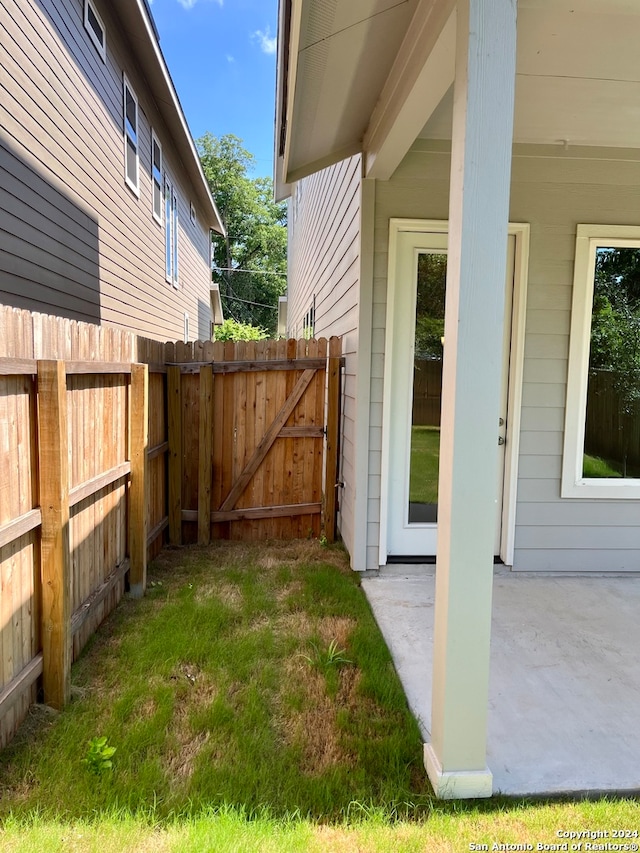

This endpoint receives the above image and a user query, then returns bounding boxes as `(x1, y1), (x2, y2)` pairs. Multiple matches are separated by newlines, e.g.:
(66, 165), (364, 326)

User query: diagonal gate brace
(219, 368), (317, 513)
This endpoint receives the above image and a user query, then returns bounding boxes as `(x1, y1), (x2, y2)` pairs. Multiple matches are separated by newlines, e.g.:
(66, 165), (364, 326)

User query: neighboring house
(0, 0), (224, 341)
(276, 0), (640, 797)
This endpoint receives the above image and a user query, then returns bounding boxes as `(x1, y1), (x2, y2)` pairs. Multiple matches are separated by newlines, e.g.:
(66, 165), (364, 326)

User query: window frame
(123, 75), (139, 197)
(302, 297), (315, 340)
(561, 224), (640, 499)
(151, 131), (163, 225)
(84, 0), (106, 61)
(164, 175), (179, 287)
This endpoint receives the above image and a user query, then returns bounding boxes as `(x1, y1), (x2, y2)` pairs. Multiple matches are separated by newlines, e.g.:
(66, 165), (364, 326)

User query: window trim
(123, 75), (139, 197)
(84, 0), (106, 62)
(164, 175), (179, 287)
(561, 224), (640, 499)
(151, 131), (163, 225)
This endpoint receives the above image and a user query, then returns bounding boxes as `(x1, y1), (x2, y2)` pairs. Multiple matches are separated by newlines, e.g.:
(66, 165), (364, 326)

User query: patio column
(425, 0), (517, 798)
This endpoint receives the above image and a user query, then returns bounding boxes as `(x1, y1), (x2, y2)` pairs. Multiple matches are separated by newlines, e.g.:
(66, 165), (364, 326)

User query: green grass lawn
(409, 425), (440, 506)
(583, 453), (623, 478)
(0, 541), (638, 851)
(0, 542), (427, 823)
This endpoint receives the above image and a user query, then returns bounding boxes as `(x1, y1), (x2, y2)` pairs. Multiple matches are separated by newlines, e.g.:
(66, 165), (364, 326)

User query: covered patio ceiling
(276, 0), (640, 193)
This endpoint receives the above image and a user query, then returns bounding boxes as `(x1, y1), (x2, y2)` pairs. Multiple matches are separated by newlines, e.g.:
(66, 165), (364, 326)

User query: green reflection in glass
(408, 252), (446, 523)
(583, 247), (640, 478)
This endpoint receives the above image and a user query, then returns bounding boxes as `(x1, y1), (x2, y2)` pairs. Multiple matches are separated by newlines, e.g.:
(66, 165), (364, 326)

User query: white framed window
(562, 224), (640, 498)
(84, 0), (106, 61)
(123, 76), (139, 196)
(151, 132), (163, 224)
(302, 297), (315, 339)
(164, 176), (179, 287)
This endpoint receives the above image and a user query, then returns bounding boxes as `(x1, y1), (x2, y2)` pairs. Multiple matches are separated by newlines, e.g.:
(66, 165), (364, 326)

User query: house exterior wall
(286, 154), (362, 555)
(371, 138), (640, 572)
(0, 0), (212, 341)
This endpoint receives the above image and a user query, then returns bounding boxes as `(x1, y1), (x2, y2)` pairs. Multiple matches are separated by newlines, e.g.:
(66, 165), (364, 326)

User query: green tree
(590, 248), (640, 412)
(214, 318), (268, 342)
(197, 133), (287, 336)
(414, 253), (446, 358)
(587, 248), (640, 475)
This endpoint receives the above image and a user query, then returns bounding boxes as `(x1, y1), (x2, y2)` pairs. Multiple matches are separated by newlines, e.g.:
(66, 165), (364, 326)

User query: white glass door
(383, 230), (514, 559)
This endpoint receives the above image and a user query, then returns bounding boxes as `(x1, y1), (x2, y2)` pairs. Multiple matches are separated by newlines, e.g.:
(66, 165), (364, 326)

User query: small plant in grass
(302, 638), (352, 671)
(319, 534), (328, 547)
(81, 736), (116, 775)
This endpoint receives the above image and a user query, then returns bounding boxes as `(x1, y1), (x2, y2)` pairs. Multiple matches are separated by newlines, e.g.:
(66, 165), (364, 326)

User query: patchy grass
(0, 541), (428, 821)
(1, 540), (638, 851)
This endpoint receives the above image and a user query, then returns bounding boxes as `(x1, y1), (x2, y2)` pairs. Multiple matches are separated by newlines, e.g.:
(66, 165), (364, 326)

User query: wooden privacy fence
(585, 368), (640, 475)
(0, 307), (343, 750)
(165, 336), (341, 544)
(0, 306), (169, 749)
(412, 358), (443, 427)
(0, 356), (170, 746)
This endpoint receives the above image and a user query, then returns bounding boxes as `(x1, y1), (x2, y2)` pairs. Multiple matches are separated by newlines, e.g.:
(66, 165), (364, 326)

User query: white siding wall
(0, 0), (212, 341)
(371, 138), (640, 572)
(287, 155), (362, 555)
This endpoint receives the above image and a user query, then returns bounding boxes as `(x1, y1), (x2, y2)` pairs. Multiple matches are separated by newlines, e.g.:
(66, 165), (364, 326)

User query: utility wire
(223, 294), (279, 311)
(215, 267), (287, 277)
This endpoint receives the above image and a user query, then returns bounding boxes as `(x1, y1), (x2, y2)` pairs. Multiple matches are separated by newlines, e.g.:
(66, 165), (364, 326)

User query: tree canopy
(214, 318), (268, 342)
(589, 247), (640, 415)
(198, 133), (287, 337)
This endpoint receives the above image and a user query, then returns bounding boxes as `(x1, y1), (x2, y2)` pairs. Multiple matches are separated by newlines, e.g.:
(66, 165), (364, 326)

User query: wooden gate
(166, 336), (341, 543)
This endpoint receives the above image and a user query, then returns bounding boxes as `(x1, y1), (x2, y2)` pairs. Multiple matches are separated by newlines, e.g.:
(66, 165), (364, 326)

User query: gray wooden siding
(0, 0), (212, 341)
(287, 155), (362, 555)
(371, 138), (640, 572)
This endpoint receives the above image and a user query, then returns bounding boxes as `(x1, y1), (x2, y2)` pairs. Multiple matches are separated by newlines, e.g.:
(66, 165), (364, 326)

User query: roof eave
(112, 0), (225, 235)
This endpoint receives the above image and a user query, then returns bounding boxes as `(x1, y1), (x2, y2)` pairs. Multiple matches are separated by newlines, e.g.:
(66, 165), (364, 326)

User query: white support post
(425, 0), (517, 799)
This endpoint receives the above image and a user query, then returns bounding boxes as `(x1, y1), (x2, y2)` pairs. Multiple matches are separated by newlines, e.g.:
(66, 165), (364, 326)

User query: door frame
(379, 218), (530, 566)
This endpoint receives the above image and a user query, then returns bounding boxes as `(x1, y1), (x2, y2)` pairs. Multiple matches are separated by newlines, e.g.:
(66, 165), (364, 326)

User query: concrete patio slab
(362, 567), (640, 797)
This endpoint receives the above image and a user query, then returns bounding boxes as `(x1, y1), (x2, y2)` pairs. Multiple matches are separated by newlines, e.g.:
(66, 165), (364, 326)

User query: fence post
(37, 360), (71, 710)
(167, 365), (182, 545)
(324, 337), (342, 542)
(198, 365), (213, 545)
(129, 363), (148, 597)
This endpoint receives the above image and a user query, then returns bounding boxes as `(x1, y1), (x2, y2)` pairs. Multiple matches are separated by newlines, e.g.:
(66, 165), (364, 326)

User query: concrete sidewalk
(362, 567), (640, 797)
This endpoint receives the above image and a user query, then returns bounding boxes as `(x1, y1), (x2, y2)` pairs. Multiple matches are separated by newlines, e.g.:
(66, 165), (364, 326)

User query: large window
(164, 176), (179, 286)
(123, 76), (139, 195)
(562, 225), (640, 498)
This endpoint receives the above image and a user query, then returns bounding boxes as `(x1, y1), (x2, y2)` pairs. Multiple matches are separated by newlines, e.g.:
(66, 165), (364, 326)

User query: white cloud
(176, 0), (223, 8)
(226, 54), (235, 63)
(252, 26), (277, 55)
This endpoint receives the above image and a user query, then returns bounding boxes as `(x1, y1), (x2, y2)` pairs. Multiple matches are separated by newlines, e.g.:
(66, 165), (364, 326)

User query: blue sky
(149, 0), (279, 178)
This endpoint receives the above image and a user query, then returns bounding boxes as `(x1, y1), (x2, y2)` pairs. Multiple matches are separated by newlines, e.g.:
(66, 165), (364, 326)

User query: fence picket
(0, 305), (342, 749)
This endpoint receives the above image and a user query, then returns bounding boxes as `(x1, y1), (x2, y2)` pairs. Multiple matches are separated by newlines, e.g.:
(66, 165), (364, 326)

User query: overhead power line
(224, 294), (279, 310)
(215, 267), (287, 277)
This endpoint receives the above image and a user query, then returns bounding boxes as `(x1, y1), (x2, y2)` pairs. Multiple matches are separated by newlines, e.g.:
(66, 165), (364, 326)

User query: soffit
(286, 0), (419, 178)
(420, 5), (640, 149)
(282, 0), (640, 187)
